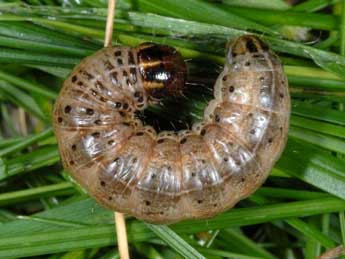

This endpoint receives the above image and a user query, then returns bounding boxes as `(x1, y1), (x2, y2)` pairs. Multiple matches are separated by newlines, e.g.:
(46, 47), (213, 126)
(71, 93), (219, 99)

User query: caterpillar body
(53, 35), (290, 224)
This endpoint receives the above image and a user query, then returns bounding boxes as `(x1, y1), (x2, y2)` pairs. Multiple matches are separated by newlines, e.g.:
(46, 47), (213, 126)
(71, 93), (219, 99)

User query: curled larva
(53, 36), (290, 224)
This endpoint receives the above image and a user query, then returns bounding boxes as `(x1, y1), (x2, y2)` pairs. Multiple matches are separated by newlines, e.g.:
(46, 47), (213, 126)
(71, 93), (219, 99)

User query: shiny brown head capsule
(136, 43), (187, 99)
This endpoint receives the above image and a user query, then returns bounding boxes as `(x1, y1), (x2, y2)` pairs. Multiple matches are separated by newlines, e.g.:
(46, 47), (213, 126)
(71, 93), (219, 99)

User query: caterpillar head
(137, 43), (187, 100)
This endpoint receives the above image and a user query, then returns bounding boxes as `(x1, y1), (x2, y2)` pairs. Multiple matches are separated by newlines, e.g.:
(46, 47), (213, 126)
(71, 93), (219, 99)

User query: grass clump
(0, 0), (345, 258)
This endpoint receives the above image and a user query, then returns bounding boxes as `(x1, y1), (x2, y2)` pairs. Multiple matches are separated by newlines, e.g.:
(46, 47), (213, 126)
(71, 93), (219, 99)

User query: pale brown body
(53, 36), (290, 224)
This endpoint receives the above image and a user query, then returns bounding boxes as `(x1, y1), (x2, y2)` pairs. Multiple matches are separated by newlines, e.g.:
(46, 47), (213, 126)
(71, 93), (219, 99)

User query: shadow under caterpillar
(53, 35), (290, 224)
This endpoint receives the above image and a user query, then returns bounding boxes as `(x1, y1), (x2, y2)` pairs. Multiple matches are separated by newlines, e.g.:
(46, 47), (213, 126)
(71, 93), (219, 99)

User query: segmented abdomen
(53, 36), (290, 224)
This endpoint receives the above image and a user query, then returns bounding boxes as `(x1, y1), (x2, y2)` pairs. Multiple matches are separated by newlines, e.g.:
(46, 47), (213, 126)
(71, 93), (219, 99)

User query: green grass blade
(292, 101), (345, 126)
(220, 6), (337, 30)
(0, 128), (53, 157)
(0, 80), (47, 121)
(0, 182), (74, 206)
(1, 145), (60, 181)
(289, 126), (345, 154)
(137, 0), (278, 35)
(1, 197), (345, 257)
(277, 139), (345, 199)
(290, 116), (345, 139)
(0, 21), (99, 49)
(0, 69), (57, 99)
(221, 0), (289, 10)
(0, 35), (93, 56)
(219, 229), (278, 259)
(145, 223), (207, 259)
(0, 48), (79, 67)
(292, 0), (342, 12)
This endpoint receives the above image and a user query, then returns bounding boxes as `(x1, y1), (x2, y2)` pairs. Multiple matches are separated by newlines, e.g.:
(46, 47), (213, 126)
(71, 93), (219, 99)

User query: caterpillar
(53, 35), (290, 224)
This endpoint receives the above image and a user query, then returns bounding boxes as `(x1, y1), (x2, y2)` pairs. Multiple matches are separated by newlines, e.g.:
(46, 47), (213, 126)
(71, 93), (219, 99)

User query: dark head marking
(226, 35), (270, 63)
(136, 43), (187, 100)
(246, 39), (258, 53)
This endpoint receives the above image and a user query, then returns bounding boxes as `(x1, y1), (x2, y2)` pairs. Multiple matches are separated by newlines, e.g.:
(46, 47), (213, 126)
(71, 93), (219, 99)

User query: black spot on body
(134, 91), (141, 98)
(95, 80), (105, 91)
(115, 50), (122, 57)
(119, 111), (126, 117)
(64, 105), (71, 114)
(114, 157), (120, 163)
(123, 103), (129, 110)
(129, 68), (137, 83)
(110, 72), (118, 84)
(58, 117), (63, 123)
(81, 70), (94, 80)
(180, 138), (187, 144)
(246, 39), (258, 53)
(128, 51), (135, 65)
(92, 132), (100, 138)
(100, 181), (106, 187)
(104, 60), (114, 70)
(71, 76), (77, 83)
(86, 108), (94, 115)
(253, 54), (265, 59)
